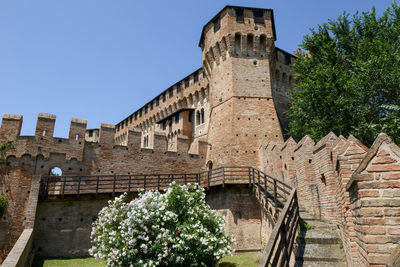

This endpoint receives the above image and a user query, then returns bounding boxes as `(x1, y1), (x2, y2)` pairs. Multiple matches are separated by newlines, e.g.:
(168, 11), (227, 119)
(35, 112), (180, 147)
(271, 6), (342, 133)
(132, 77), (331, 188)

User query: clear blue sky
(0, 0), (393, 137)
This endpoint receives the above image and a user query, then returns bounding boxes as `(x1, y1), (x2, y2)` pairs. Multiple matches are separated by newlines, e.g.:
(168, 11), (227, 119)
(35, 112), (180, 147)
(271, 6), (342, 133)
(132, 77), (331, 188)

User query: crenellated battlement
(0, 113), (207, 177)
(259, 132), (400, 266)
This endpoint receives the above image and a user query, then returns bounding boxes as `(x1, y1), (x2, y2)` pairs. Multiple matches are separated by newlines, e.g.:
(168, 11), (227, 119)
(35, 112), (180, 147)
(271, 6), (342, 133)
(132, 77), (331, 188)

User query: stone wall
(259, 132), (400, 266)
(34, 184), (265, 258)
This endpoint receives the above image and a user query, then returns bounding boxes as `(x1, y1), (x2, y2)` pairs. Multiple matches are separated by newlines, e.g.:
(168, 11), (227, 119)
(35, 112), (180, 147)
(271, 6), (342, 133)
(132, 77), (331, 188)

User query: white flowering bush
(89, 182), (233, 267)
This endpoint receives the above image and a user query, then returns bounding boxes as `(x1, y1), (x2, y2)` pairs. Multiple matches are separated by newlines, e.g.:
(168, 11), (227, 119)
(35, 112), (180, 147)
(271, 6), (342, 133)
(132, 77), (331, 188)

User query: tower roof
(198, 5), (277, 47)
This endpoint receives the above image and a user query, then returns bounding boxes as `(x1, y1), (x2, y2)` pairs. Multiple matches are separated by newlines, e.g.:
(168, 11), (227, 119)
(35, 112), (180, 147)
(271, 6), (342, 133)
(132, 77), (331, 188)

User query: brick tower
(201, 6), (289, 167)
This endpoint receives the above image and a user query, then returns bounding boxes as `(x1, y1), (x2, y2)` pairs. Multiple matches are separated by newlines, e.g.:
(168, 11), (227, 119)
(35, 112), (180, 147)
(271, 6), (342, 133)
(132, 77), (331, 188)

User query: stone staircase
(294, 210), (347, 267)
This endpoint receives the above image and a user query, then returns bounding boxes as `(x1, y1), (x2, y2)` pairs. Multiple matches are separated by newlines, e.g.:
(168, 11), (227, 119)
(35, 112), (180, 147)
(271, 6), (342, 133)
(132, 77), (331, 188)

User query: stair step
(300, 212), (318, 221)
(295, 243), (346, 263)
(297, 229), (341, 244)
(295, 260), (347, 267)
(304, 220), (338, 229)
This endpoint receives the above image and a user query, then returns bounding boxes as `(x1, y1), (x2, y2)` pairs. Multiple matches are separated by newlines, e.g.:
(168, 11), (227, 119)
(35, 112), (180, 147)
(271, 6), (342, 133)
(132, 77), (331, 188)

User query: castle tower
(200, 6), (291, 167)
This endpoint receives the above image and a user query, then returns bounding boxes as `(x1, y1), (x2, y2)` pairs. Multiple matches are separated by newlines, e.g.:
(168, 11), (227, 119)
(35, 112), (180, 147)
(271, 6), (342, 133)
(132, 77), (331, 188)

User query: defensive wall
(259, 132), (400, 266)
(33, 184), (266, 258)
(0, 113), (207, 261)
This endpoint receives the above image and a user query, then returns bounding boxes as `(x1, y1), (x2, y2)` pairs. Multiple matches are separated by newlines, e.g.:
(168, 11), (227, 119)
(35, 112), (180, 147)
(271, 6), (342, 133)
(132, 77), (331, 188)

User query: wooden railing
(39, 166), (299, 266)
(258, 188), (299, 267)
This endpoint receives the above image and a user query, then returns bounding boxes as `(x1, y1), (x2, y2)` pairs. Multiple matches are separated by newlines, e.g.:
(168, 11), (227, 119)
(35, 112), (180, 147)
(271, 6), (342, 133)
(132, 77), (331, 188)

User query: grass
(218, 252), (261, 267)
(32, 253), (261, 267)
(298, 219), (314, 234)
(32, 257), (105, 267)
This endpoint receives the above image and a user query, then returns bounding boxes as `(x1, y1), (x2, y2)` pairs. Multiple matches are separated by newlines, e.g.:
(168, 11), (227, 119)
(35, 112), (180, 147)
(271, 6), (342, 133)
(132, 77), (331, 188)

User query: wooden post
(61, 176), (67, 200)
(274, 180), (278, 208)
(128, 175), (131, 194)
(77, 176), (81, 199)
(248, 167), (251, 186)
(95, 176), (99, 198)
(207, 170), (210, 189)
(264, 174), (268, 206)
(222, 167), (225, 187)
(112, 174), (116, 197)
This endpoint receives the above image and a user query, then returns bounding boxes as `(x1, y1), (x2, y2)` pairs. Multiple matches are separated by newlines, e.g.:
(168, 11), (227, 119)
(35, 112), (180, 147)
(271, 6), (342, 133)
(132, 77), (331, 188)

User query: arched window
(247, 34), (254, 56)
(206, 161), (213, 170)
(196, 111), (200, 126)
(201, 109), (205, 124)
(234, 33), (241, 56)
(50, 167), (62, 176)
(259, 35), (266, 57)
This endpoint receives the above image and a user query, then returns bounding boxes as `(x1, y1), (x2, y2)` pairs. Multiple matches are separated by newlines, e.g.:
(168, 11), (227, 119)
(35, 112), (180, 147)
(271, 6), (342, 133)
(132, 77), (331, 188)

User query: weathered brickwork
(114, 6), (295, 169)
(259, 133), (400, 266)
(2, 5), (399, 266)
(0, 113), (207, 260)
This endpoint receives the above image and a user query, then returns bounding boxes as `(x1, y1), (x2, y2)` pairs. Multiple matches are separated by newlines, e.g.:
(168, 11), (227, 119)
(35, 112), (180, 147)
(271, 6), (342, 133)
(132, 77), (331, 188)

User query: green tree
(0, 141), (13, 163)
(288, 2), (400, 146)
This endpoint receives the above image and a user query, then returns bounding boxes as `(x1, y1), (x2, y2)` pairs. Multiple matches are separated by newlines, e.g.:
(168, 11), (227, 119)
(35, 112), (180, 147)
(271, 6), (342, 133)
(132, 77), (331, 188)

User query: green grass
(218, 252), (261, 267)
(32, 253), (261, 267)
(298, 219), (314, 234)
(32, 257), (105, 267)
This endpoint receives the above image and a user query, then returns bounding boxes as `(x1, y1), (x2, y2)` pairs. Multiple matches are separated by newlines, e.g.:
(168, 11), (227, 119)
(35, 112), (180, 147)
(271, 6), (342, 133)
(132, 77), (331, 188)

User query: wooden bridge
(39, 166), (299, 267)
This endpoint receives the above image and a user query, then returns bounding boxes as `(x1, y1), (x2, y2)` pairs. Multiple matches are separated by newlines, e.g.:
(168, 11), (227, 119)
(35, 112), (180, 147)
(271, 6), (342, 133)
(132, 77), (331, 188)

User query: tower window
(155, 97), (159, 106)
(285, 54), (292, 65)
(175, 113), (179, 123)
(150, 101), (154, 110)
(259, 35), (266, 56)
(247, 35), (254, 56)
(253, 11), (264, 24)
(168, 87), (173, 97)
(134, 113), (137, 120)
(162, 92), (166, 102)
(139, 109), (142, 117)
(193, 72), (199, 83)
(162, 121), (167, 130)
(213, 16), (221, 32)
(234, 33), (241, 56)
(129, 115), (132, 123)
(185, 78), (189, 88)
(144, 105), (148, 114)
(196, 111), (200, 126)
(235, 8), (244, 23)
(88, 130), (93, 137)
(176, 83), (181, 93)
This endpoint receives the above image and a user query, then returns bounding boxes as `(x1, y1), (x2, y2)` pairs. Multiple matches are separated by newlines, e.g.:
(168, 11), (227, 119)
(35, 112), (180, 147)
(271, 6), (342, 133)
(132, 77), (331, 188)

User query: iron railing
(39, 166), (299, 266)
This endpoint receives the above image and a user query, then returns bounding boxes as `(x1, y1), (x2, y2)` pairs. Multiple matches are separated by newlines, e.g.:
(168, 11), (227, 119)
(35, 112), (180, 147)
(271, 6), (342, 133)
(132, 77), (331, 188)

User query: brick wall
(259, 132), (400, 266)
(0, 113), (207, 260)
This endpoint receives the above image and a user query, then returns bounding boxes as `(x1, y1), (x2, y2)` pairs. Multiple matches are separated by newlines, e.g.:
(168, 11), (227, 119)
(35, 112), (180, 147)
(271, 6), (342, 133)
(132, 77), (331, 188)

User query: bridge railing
(250, 168), (299, 267)
(39, 166), (299, 266)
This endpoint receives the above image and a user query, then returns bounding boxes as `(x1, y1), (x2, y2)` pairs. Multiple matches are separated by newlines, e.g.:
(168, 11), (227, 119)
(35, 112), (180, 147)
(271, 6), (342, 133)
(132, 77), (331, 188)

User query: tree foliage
(0, 194), (7, 218)
(0, 141), (13, 163)
(288, 2), (400, 146)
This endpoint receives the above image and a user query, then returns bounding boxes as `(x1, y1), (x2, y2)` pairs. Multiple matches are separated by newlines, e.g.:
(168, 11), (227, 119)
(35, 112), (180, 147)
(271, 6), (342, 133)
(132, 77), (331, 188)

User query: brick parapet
(259, 132), (400, 266)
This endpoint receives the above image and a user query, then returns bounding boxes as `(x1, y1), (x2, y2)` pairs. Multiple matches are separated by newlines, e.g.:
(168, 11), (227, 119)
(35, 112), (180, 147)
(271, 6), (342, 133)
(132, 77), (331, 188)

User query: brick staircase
(295, 210), (347, 267)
